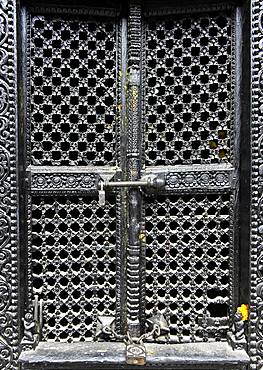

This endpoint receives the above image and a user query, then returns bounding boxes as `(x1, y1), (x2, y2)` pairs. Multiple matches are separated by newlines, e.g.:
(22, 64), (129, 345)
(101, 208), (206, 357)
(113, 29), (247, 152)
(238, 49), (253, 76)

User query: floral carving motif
(0, 342), (12, 369)
(0, 149), (9, 183)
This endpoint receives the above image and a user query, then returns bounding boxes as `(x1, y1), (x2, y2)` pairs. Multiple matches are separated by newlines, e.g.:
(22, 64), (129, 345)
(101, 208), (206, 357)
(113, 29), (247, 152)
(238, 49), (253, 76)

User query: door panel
(141, 4), (237, 344)
(24, 3), (126, 344)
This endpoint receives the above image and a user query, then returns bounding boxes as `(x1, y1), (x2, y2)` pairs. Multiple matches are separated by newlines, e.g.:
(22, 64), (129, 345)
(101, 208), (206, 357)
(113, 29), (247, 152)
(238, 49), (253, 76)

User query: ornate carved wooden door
(22, 1), (126, 343)
(19, 0), (250, 368)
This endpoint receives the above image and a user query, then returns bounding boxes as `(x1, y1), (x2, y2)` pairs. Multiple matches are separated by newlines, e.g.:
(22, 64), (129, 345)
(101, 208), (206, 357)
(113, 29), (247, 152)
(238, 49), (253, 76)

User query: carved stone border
(0, 0), (19, 369)
(250, 1), (263, 369)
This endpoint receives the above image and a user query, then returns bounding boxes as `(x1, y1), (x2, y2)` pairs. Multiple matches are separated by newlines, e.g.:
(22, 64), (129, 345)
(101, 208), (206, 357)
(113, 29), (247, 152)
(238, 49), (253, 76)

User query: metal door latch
(98, 181), (106, 206)
(104, 174), (165, 189)
(97, 174), (165, 205)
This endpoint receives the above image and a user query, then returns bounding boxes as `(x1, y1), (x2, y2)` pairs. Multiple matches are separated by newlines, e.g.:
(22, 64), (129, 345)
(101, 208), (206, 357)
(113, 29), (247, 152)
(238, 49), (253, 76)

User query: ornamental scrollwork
(0, 84), (8, 115)
(0, 0), (7, 11)
(0, 213), (10, 245)
(251, 1), (263, 369)
(0, 0), (19, 369)
(0, 149), (9, 184)
(0, 340), (12, 369)
(257, 307), (263, 342)
(0, 11), (8, 47)
(0, 117), (9, 144)
(0, 276), (10, 313)
(258, 133), (263, 159)
(0, 50), (7, 78)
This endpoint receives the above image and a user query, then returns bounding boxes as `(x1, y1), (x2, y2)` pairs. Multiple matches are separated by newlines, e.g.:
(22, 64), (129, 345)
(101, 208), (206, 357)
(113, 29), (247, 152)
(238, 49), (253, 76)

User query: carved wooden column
(126, 1), (143, 337)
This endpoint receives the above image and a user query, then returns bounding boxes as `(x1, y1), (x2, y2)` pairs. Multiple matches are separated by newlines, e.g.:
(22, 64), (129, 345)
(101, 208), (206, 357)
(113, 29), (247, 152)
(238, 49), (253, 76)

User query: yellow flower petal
(237, 304), (249, 321)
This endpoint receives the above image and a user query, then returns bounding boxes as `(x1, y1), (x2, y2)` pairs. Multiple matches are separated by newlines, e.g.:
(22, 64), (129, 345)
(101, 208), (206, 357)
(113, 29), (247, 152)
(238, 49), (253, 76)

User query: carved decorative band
(30, 173), (97, 194)
(144, 3), (236, 17)
(0, 0), (19, 367)
(144, 165), (234, 193)
(28, 167), (116, 195)
(28, 6), (118, 17)
(166, 170), (233, 192)
(250, 0), (263, 368)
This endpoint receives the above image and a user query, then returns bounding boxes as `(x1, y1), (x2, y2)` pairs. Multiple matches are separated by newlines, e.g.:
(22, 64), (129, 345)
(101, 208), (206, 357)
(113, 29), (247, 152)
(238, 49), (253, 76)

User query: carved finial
(21, 311), (37, 351)
(233, 311), (245, 341)
(21, 302), (42, 351)
(22, 312), (35, 342)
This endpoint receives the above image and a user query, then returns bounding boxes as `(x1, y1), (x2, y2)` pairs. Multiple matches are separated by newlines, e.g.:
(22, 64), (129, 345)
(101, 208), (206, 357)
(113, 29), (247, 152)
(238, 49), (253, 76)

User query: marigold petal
(237, 304), (249, 321)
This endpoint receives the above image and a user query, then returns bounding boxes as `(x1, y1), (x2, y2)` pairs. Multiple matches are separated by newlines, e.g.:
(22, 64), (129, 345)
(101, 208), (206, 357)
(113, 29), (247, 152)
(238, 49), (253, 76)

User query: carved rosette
(250, 1), (263, 369)
(166, 170), (233, 192)
(30, 173), (97, 194)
